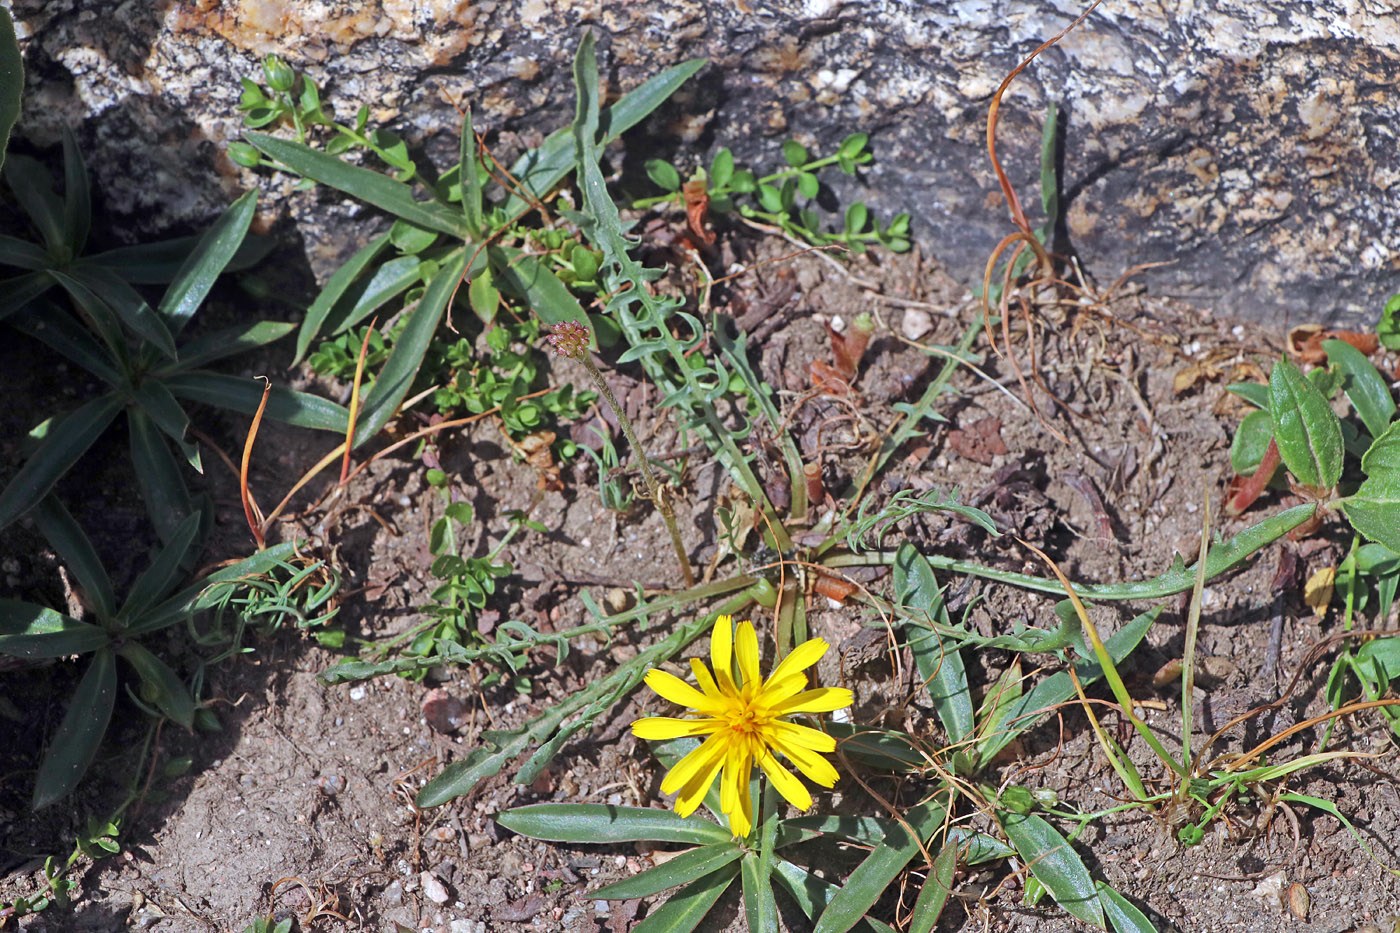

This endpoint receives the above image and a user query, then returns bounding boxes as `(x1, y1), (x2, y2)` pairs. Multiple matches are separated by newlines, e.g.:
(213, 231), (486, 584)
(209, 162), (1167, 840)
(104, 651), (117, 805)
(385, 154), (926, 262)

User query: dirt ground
(4, 219), (1400, 933)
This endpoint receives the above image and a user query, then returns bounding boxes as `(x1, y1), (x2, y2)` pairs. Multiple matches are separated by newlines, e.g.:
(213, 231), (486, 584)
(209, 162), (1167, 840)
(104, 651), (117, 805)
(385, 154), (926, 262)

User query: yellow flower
(632, 614), (854, 838)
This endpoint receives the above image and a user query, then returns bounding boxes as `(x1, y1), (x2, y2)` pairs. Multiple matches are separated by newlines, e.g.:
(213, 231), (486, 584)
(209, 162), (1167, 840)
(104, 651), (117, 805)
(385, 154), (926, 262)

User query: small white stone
(349, 685), (367, 701)
(421, 871), (451, 904)
(901, 308), (933, 341)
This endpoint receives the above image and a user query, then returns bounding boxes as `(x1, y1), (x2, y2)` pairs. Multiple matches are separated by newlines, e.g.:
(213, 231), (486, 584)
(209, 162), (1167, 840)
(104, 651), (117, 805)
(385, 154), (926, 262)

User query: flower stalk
(549, 320), (695, 587)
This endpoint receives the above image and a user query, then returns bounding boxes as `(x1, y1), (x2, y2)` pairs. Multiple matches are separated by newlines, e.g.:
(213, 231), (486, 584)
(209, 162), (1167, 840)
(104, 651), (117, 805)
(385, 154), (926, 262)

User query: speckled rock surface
(11, 0), (1400, 327)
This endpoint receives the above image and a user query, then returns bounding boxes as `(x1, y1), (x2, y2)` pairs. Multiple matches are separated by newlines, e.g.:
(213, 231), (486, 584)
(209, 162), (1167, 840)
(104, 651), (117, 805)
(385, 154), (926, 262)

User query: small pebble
(421, 871), (451, 905)
(901, 308), (933, 341)
(349, 685), (367, 701)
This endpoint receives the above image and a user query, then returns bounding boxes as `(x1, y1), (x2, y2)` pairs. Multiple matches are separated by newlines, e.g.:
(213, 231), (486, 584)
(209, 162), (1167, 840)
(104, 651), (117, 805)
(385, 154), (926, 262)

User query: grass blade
(1000, 811), (1104, 928)
(0, 394), (123, 531)
(158, 190), (258, 335)
(245, 133), (467, 237)
(32, 648), (116, 810)
(498, 803), (732, 846)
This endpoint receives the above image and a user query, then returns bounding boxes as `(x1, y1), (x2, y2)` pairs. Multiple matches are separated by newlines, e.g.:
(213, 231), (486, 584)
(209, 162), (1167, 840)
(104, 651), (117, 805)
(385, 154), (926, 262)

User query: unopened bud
(547, 320), (591, 359)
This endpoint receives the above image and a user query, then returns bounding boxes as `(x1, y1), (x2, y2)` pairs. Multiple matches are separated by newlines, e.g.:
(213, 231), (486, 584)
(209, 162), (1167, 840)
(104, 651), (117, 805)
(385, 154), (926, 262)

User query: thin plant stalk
(1179, 478), (1211, 780)
(549, 320), (694, 588)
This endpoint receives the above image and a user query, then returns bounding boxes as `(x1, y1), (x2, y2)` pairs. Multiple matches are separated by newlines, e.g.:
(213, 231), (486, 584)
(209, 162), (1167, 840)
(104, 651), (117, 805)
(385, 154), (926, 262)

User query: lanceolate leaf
(4, 155), (66, 253)
(459, 107), (484, 237)
(0, 270), (58, 321)
(0, 6), (21, 175)
(1269, 356), (1343, 488)
(497, 803), (732, 846)
(894, 542), (974, 744)
(61, 126), (91, 255)
(119, 511), (200, 622)
(159, 190), (258, 335)
(1324, 338), (1395, 440)
(245, 133), (468, 238)
(630, 861), (738, 933)
(813, 792), (951, 933)
(0, 602), (109, 658)
(84, 233), (271, 284)
(52, 266), (177, 360)
(487, 245), (586, 327)
(292, 231), (391, 364)
(8, 299), (122, 385)
(33, 648), (116, 810)
(0, 394), (123, 531)
(592, 843), (742, 900)
(128, 407), (194, 546)
(117, 641), (196, 729)
(164, 372), (349, 432)
(1000, 811), (1104, 929)
(1097, 882), (1157, 933)
(354, 248), (474, 446)
(908, 839), (958, 933)
(166, 320), (296, 372)
(30, 496), (116, 620)
(132, 380), (200, 470)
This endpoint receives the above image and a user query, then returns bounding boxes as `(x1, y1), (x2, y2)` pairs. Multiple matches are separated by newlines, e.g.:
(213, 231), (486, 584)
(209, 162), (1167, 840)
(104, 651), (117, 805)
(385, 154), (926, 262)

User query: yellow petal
(689, 658), (720, 697)
(674, 738), (728, 816)
(632, 716), (722, 741)
(764, 637), (829, 688)
(754, 673), (807, 710)
(711, 615), (737, 695)
(767, 719), (837, 752)
(661, 731), (728, 797)
(719, 738), (742, 815)
(723, 739), (754, 838)
(779, 741), (840, 787)
(756, 747), (812, 811)
(772, 686), (854, 716)
(734, 620), (762, 689)
(645, 669), (721, 714)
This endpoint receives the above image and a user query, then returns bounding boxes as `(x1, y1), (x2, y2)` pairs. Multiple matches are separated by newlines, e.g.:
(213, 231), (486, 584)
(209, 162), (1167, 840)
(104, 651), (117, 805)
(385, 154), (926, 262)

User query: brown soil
(4, 224), (1400, 933)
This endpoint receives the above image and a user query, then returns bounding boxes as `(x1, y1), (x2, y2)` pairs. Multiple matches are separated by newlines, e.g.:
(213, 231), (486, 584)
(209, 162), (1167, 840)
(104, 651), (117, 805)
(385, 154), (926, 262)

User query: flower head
(632, 615), (854, 838)
(546, 319), (591, 359)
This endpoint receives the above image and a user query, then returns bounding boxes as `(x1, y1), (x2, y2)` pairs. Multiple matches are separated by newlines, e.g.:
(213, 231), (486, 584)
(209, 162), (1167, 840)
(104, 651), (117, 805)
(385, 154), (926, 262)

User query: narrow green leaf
(128, 407), (194, 546)
(0, 235), (49, 270)
(0, 270), (57, 321)
(500, 55), (706, 224)
(32, 649), (116, 810)
(909, 840), (958, 933)
(164, 372), (349, 432)
(1226, 381), (1270, 410)
(0, 394), (122, 531)
(813, 793), (950, 933)
(497, 803), (732, 846)
(1342, 420), (1400, 552)
(0, 6), (21, 175)
(742, 851), (779, 933)
(119, 511), (200, 622)
(894, 542), (974, 743)
(354, 248), (473, 446)
(631, 861), (738, 933)
(162, 320), (296, 372)
(158, 190), (258, 335)
(7, 299), (121, 384)
(0, 601), (109, 658)
(30, 496), (116, 620)
(977, 608), (1160, 764)
(1000, 811), (1104, 928)
(126, 541), (302, 637)
(4, 155), (65, 253)
(1096, 882), (1155, 933)
(488, 244), (587, 328)
(459, 108), (484, 237)
(245, 133), (467, 237)
(52, 267), (177, 360)
(60, 127), (91, 255)
(292, 231), (390, 363)
(84, 233), (271, 284)
(593, 843), (741, 900)
(116, 641), (196, 729)
(1324, 338), (1395, 440)
(778, 814), (893, 846)
(132, 380), (200, 470)
(1269, 356), (1343, 488)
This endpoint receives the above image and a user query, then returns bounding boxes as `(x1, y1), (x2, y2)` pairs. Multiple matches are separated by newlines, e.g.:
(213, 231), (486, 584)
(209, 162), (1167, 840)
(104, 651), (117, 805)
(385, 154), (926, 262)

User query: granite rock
(11, 0), (1400, 327)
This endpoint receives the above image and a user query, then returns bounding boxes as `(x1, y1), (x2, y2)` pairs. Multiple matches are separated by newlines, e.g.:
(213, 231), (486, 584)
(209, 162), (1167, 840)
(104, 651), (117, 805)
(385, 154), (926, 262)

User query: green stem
(576, 352), (695, 588)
